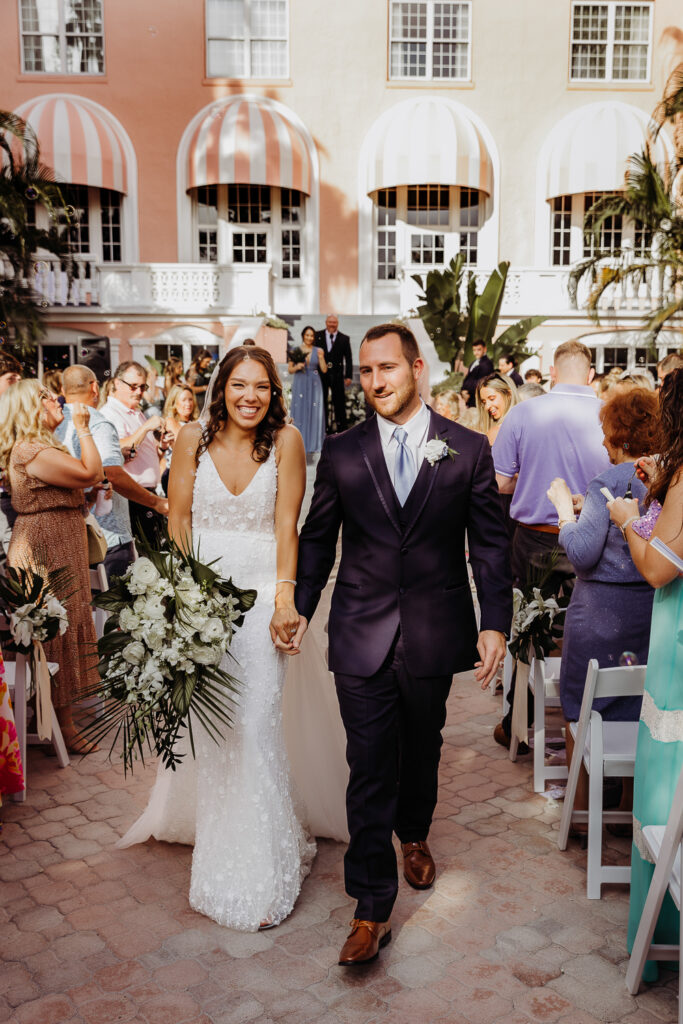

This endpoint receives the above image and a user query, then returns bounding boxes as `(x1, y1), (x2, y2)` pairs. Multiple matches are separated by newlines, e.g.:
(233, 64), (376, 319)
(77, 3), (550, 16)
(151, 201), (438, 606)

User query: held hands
(475, 630), (507, 690)
(71, 403), (91, 433)
(270, 608), (308, 655)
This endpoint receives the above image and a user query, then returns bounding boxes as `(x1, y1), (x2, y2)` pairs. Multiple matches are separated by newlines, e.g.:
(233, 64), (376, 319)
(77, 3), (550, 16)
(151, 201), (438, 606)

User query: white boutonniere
(424, 436), (458, 467)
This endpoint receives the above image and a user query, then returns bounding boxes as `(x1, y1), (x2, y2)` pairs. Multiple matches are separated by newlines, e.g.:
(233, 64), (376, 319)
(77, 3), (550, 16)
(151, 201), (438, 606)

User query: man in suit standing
(461, 340), (494, 407)
(498, 353), (524, 388)
(316, 314), (353, 432)
(284, 323), (512, 967)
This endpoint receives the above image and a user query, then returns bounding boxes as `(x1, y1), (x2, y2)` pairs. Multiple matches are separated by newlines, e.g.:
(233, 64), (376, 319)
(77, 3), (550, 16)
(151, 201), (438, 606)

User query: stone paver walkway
(1, 672), (678, 1024)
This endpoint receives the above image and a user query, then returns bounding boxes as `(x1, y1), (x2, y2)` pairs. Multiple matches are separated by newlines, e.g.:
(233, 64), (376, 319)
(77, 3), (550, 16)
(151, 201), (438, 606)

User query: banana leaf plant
(412, 256), (545, 371)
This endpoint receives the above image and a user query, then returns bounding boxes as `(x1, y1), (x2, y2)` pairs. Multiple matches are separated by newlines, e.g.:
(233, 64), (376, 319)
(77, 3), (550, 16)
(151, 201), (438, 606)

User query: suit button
(401, 548), (408, 556)
(399, 587), (406, 595)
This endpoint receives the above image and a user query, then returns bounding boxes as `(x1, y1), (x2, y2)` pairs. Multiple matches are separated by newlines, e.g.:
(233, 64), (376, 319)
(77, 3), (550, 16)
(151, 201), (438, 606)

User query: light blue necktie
(393, 426), (416, 506)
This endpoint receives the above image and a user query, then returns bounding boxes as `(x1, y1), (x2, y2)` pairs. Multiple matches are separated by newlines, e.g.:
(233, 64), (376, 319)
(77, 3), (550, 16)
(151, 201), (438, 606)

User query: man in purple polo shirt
(491, 338), (609, 747)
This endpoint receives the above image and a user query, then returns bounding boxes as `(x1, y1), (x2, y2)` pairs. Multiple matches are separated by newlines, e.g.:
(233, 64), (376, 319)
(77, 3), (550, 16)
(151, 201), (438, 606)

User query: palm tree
(569, 63), (683, 338)
(0, 111), (71, 356)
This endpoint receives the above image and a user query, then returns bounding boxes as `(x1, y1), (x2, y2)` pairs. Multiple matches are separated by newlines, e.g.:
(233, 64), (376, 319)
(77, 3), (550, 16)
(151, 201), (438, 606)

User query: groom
(288, 324), (512, 966)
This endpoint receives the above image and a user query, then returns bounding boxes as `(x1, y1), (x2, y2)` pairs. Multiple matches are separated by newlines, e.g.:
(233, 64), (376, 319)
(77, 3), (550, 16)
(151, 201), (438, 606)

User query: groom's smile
(359, 331), (424, 424)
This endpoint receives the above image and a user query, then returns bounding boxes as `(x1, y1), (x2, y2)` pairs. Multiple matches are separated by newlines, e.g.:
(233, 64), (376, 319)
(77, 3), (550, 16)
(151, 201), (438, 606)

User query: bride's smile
(224, 361), (272, 431)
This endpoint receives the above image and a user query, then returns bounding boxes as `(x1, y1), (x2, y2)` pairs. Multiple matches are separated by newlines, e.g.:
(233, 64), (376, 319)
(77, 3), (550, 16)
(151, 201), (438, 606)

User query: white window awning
(363, 97), (493, 197)
(544, 101), (672, 200)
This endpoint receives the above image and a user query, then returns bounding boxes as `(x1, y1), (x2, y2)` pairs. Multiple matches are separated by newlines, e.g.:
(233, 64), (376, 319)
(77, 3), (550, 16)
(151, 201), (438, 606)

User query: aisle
(1, 668), (677, 1023)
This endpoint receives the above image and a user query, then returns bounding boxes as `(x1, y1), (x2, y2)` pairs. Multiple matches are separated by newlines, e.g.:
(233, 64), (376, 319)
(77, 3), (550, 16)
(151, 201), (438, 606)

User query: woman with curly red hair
(546, 386), (660, 822)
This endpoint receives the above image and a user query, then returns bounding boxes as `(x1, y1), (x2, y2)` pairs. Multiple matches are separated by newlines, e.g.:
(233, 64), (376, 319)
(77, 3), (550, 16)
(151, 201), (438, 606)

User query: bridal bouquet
(79, 535), (257, 773)
(0, 560), (72, 740)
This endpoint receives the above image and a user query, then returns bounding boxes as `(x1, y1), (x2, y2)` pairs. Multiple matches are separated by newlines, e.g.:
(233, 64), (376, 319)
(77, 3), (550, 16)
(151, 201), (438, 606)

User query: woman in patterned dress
(0, 380), (103, 753)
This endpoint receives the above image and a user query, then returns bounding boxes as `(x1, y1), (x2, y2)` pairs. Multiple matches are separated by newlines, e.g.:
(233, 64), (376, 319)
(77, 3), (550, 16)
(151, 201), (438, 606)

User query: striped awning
(545, 101), (672, 200)
(364, 98), (493, 197)
(187, 96), (312, 195)
(13, 94), (129, 193)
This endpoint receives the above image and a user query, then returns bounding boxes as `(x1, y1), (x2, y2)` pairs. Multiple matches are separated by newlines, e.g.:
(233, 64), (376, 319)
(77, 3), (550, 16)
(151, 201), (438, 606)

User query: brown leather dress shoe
(338, 919), (391, 966)
(401, 840), (436, 889)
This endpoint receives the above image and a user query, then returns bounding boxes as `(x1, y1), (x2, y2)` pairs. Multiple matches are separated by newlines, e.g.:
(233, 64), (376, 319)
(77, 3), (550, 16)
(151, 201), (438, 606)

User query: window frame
(569, 1), (653, 84)
(549, 192), (652, 266)
(373, 184), (480, 284)
(18, 0), (106, 76)
(33, 185), (123, 264)
(205, 0), (290, 80)
(388, 0), (473, 83)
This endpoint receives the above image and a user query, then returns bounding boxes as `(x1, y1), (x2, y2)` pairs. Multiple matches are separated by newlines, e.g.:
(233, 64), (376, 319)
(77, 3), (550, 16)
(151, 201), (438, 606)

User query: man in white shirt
(101, 361), (169, 545)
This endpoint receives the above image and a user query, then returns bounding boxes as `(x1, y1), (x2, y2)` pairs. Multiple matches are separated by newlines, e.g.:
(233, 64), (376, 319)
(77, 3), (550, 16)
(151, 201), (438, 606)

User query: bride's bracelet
(275, 579), (297, 586)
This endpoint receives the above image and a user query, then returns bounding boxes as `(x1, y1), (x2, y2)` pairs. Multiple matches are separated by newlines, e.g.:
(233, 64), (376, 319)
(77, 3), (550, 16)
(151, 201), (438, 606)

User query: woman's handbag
(85, 514), (108, 566)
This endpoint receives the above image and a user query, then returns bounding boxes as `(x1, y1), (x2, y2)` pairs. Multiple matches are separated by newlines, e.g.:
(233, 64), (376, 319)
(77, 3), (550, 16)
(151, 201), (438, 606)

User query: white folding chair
(4, 652), (69, 802)
(558, 659), (647, 898)
(510, 656), (569, 792)
(89, 563), (109, 639)
(626, 763), (683, 1022)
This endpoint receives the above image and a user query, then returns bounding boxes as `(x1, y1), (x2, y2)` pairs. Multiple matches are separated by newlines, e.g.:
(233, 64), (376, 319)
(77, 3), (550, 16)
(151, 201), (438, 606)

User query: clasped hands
(547, 477), (583, 520)
(269, 607), (308, 655)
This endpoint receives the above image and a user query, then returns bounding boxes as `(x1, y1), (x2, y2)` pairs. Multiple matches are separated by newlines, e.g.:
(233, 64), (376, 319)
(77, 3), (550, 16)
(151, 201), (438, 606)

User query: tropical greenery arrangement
(411, 254), (546, 376)
(508, 556), (569, 665)
(569, 62), (683, 339)
(78, 532), (257, 774)
(0, 111), (72, 357)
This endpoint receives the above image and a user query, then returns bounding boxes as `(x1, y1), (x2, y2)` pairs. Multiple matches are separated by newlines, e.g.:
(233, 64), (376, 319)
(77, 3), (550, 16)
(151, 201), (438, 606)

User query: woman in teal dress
(608, 368), (683, 982)
(288, 325), (327, 456)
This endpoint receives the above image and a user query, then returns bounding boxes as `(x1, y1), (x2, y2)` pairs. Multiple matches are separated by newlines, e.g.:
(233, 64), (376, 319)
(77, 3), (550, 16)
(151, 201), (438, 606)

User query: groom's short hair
(361, 323), (420, 365)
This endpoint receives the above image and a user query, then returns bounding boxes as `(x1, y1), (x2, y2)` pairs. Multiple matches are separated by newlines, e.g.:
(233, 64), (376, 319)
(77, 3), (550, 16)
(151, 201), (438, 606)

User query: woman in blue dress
(608, 368), (683, 983)
(288, 325), (326, 457)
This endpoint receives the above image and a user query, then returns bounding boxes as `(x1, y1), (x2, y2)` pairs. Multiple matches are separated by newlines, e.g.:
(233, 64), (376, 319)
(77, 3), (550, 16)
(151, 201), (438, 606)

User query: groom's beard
(364, 379), (418, 419)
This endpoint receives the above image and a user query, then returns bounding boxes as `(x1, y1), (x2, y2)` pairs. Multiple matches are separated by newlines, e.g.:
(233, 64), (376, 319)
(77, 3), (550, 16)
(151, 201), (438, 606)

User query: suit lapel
(402, 409), (445, 539)
(357, 418), (402, 536)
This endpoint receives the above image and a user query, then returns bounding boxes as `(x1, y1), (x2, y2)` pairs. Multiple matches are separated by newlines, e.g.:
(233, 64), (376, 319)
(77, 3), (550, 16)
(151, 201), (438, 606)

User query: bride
(117, 346), (345, 932)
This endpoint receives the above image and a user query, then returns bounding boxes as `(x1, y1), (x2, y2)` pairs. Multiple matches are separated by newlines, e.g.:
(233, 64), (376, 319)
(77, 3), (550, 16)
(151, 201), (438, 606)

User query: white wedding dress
(118, 446), (347, 931)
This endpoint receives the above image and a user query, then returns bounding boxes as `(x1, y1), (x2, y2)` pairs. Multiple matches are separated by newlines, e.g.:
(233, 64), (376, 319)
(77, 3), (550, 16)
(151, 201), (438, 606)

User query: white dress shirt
(326, 330), (335, 352)
(376, 400), (431, 493)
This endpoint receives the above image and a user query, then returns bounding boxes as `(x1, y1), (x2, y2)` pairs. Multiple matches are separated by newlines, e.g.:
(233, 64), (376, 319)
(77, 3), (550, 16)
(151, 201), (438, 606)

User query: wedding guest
(524, 368), (543, 385)
(432, 389), (460, 420)
(161, 385), (198, 493)
(498, 353), (524, 387)
(475, 373), (519, 445)
(546, 387), (659, 823)
(60, 365), (167, 578)
(461, 340), (494, 407)
(656, 351), (683, 385)
(0, 646), (24, 806)
(608, 368), (683, 982)
(164, 356), (185, 398)
(187, 348), (214, 411)
(288, 326), (326, 457)
(517, 382), (545, 400)
(492, 339), (609, 748)
(101, 362), (168, 545)
(315, 315), (353, 433)
(616, 369), (656, 391)
(0, 379), (102, 752)
(42, 368), (63, 398)
(0, 351), (23, 547)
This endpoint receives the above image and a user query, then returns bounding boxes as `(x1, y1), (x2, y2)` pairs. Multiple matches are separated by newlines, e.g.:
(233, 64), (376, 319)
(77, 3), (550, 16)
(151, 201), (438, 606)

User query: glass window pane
(612, 43), (648, 79)
(250, 39), (287, 76)
(207, 38), (245, 76)
(250, 0), (287, 36)
(572, 4), (608, 40)
(20, 0), (60, 33)
(615, 4), (650, 42)
(571, 43), (606, 78)
(22, 34), (61, 72)
(391, 2), (428, 39)
(207, 0), (245, 37)
(65, 34), (104, 73)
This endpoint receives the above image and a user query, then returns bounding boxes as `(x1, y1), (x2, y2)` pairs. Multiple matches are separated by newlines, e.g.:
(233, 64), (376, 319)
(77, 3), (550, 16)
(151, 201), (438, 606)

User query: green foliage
(412, 257), (546, 371)
(0, 111), (73, 356)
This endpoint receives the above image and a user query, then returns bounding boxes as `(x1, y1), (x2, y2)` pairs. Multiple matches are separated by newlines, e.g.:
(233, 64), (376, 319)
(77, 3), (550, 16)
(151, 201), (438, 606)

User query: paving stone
(549, 953), (637, 1021)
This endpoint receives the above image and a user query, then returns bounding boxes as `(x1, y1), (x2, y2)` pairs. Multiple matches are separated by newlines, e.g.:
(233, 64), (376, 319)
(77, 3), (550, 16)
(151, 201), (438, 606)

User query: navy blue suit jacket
(296, 408), (512, 678)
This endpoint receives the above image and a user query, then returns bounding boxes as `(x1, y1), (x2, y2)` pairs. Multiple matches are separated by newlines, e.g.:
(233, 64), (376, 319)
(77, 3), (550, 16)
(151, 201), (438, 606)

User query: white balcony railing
(30, 258), (273, 315)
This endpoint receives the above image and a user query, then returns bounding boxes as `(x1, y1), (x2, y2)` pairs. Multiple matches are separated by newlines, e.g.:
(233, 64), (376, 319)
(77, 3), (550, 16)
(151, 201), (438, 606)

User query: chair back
(575, 660), (647, 723)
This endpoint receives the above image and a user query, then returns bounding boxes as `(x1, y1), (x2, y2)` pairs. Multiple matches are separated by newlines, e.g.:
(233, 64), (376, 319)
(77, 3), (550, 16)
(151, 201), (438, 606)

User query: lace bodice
(192, 446), (277, 538)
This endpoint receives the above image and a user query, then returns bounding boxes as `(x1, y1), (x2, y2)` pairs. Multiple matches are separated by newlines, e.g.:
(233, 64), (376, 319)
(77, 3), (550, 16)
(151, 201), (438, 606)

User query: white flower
(122, 641), (146, 666)
(200, 617), (224, 644)
(424, 439), (450, 466)
(660, 218), (672, 232)
(189, 642), (223, 666)
(129, 557), (160, 590)
(10, 609), (34, 648)
(119, 607), (140, 632)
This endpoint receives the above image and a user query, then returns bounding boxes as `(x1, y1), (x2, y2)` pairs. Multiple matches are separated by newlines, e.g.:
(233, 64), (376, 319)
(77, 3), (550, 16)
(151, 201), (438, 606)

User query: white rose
(130, 557), (160, 588)
(44, 595), (66, 621)
(189, 643), (223, 666)
(122, 641), (146, 666)
(126, 577), (147, 596)
(200, 618), (225, 644)
(119, 607), (140, 632)
(424, 439), (449, 466)
(10, 613), (34, 648)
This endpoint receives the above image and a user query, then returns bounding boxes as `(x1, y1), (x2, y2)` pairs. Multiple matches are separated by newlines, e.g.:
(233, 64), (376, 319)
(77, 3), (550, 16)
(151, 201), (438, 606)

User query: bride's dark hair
(195, 346), (287, 466)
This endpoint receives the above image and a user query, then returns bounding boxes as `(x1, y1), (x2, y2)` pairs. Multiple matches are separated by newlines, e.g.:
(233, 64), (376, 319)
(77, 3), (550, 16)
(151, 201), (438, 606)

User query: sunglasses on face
(116, 378), (149, 394)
